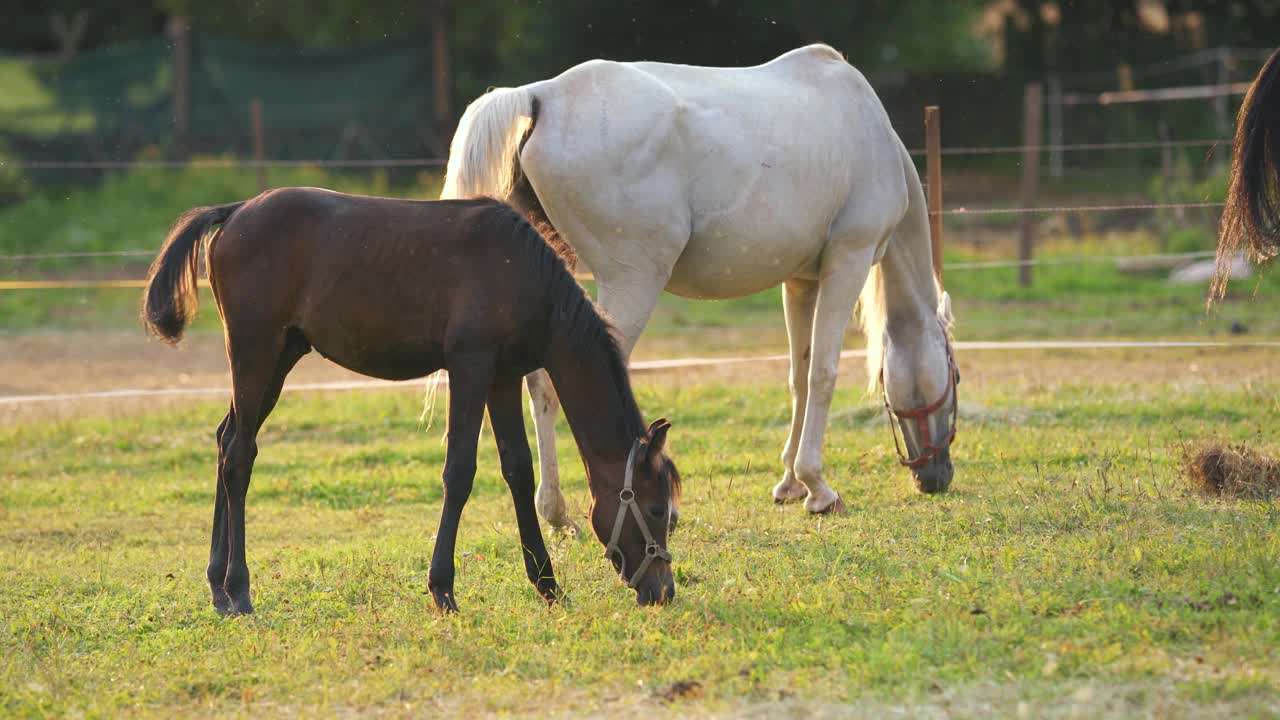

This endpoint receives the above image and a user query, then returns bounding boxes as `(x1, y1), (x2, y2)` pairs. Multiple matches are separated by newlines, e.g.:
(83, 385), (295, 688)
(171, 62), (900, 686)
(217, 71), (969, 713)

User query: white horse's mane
(857, 268), (953, 394)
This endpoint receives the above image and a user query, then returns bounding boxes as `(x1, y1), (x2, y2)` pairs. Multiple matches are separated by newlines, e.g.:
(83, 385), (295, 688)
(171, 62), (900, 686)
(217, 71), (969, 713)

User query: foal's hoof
(432, 589), (460, 613)
(211, 588), (233, 616)
(537, 582), (565, 607)
(225, 594), (255, 616)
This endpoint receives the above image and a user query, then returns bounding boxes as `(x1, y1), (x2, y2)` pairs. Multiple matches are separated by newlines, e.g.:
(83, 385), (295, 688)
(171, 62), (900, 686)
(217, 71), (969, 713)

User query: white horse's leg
(526, 275), (668, 533)
(794, 249), (877, 514)
(595, 279), (666, 356)
(773, 278), (818, 503)
(526, 369), (574, 531)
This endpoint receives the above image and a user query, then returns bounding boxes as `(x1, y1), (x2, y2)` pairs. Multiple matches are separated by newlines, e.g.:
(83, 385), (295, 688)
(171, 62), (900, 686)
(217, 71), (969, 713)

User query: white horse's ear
(936, 290), (954, 334)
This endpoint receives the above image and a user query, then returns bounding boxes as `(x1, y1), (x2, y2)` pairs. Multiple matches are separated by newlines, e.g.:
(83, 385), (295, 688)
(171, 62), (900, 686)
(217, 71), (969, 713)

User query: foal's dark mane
(478, 203), (647, 446)
(509, 96), (575, 267)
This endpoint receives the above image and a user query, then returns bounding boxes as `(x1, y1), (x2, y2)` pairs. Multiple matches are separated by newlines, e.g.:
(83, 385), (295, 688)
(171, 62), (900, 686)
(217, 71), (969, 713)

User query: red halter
(880, 338), (958, 469)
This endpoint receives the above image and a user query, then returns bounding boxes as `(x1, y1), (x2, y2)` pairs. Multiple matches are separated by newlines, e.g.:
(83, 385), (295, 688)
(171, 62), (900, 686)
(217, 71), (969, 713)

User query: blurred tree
(998, 1), (1280, 82)
(0, 1), (165, 55)
(153, 0), (426, 46)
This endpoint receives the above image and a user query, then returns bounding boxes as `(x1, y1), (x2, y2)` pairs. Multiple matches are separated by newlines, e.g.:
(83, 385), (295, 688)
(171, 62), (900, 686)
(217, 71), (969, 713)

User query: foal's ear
(646, 418), (672, 456)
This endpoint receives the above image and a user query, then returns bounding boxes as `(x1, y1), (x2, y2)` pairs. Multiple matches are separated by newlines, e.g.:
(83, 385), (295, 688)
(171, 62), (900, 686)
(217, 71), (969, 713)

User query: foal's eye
(647, 504), (667, 520)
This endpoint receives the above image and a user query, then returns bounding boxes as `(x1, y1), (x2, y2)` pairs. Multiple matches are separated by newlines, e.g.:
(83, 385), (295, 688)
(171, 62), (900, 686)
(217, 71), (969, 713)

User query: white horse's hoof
(547, 518), (581, 537)
(772, 475), (807, 504)
(804, 489), (846, 515)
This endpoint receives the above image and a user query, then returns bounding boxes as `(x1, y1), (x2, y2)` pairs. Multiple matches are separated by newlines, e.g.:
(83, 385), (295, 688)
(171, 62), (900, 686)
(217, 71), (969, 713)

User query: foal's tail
(1214, 47), (1280, 301)
(142, 202), (244, 343)
(441, 86), (535, 201)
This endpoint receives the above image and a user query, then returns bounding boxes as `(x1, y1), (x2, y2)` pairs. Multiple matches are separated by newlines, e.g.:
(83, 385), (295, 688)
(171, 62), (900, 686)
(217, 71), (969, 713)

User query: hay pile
(1183, 442), (1280, 499)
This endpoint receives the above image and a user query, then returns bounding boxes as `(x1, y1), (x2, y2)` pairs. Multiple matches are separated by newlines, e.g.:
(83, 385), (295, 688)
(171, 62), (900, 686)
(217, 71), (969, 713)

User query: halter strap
(604, 439), (672, 588)
(881, 335), (959, 469)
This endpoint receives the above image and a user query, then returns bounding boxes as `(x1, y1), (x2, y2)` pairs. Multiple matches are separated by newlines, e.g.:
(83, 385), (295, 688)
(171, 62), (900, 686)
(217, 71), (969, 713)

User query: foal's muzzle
(634, 569), (676, 606)
(603, 440), (675, 604)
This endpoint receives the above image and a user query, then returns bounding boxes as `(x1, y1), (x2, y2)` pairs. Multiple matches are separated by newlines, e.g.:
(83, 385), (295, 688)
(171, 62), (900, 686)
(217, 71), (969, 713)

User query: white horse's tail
(441, 86), (535, 200)
(858, 144), (952, 393)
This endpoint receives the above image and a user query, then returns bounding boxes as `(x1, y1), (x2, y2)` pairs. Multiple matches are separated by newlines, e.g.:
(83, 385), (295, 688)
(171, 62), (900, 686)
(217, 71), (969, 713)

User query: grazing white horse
(443, 44), (957, 526)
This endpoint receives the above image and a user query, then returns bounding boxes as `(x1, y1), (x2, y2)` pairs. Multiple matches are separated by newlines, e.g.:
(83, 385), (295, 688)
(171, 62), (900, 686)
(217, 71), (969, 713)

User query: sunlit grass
(2, 375), (1278, 716)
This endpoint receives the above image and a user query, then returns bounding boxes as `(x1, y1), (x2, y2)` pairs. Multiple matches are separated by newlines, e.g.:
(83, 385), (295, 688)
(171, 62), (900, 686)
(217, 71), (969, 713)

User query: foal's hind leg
(774, 278), (818, 504)
(208, 406), (235, 614)
(428, 351), (495, 612)
(489, 374), (560, 604)
(216, 328), (309, 615)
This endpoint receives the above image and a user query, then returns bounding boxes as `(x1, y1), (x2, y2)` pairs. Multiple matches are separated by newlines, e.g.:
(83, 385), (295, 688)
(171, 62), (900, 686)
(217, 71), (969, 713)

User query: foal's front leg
(428, 353), (494, 612)
(488, 375), (561, 604)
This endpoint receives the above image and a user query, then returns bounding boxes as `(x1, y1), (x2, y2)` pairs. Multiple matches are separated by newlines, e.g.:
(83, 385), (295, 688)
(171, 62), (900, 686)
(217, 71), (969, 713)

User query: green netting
(189, 34), (433, 140)
(0, 37), (173, 137)
(0, 32), (438, 163)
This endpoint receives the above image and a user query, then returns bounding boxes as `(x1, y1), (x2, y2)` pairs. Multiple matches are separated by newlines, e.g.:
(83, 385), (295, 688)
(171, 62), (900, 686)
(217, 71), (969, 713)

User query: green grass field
(4, 159), (1279, 716)
(3, 363), (1279, 717)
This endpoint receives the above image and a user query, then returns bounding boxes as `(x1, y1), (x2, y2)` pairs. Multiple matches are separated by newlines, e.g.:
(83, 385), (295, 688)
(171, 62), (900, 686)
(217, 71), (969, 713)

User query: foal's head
(592, 418), (681, 606)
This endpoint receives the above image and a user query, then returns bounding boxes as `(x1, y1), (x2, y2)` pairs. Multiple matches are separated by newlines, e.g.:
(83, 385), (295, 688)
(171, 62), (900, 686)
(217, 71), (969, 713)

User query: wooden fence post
(925, 105), (943, 285)
(430, 0), (454, 150)
(1019, 81), (1043, 288)
(167, 16), (191, 158)
(1212, 47), (1231, 172)
(1047, 75), (1063, 178)
(250, 99), (267, 192)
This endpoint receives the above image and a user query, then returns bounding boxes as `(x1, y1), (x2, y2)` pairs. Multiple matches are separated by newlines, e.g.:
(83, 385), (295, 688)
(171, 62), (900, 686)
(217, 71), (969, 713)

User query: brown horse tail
(142, 202), (244, 343)
(1214, 47), (1280, 300)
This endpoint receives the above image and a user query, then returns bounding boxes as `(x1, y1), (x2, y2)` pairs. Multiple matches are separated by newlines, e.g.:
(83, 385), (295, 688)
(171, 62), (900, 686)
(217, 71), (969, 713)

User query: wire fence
(14, 158), (448, 170)
(0, 249), (153, 261)
(907, 137), (1231, 157)
(0, 135), (1236, 168)
(0, 129), (1241, 289)
(938, 200), (1224, 217)
(0, 247), (1231, 291)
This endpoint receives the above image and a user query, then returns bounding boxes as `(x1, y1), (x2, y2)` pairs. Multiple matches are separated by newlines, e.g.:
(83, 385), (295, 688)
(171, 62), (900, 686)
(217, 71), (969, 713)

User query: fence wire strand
(0, 249), (1229, 290)
(908, 137), (1231, 157)
(15, 158), (447, 170)
(0, 249), (154, 262)
(0, 137), (1238, 169)
(937, 200), (1224, 217)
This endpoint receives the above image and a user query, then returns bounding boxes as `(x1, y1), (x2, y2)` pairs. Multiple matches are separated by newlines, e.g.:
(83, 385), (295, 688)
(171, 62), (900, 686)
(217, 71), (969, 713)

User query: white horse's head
(864, 279), (958, 493)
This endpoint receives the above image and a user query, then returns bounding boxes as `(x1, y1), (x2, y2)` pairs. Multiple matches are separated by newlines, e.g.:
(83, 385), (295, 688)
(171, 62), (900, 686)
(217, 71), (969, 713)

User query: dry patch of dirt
(2, 330), (1278, 424)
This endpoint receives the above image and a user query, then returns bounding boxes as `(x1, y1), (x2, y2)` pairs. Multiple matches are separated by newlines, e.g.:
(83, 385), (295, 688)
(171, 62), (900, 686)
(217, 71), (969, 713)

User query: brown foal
(142, 189), (681, 613)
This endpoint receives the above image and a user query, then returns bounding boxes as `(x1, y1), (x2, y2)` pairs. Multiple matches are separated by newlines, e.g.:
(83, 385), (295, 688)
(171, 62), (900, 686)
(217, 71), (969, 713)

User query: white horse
(442, 44), (957, 526)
